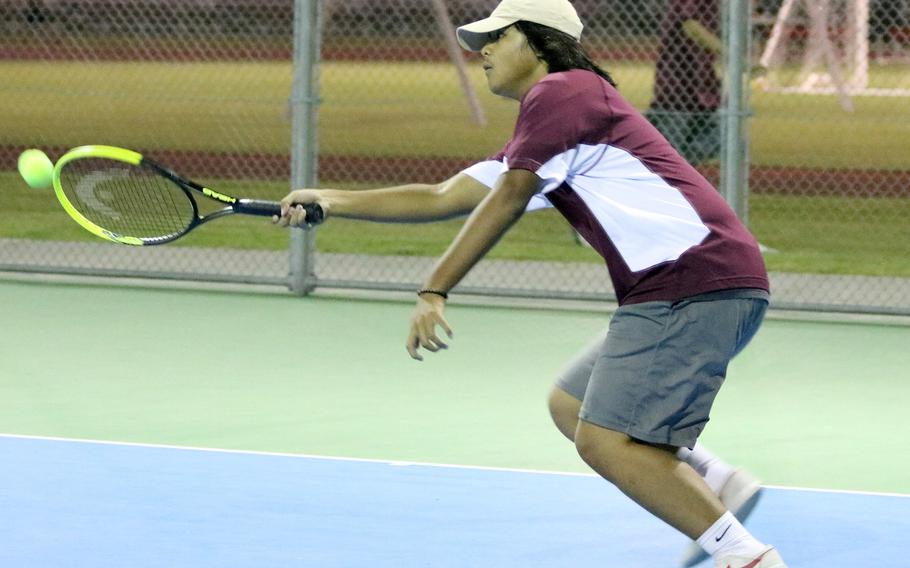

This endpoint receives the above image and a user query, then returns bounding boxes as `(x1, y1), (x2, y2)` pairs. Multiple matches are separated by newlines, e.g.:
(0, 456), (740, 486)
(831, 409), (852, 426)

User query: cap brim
(456, 16), (519, 51)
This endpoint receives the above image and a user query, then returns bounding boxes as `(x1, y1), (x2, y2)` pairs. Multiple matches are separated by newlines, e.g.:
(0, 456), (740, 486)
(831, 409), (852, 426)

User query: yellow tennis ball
(17, 149), (55, 190)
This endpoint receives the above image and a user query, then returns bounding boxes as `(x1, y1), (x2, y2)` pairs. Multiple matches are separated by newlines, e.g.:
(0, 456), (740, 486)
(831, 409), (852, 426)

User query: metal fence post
(720, 0), (751, 223)
(288, 0), (322, 295)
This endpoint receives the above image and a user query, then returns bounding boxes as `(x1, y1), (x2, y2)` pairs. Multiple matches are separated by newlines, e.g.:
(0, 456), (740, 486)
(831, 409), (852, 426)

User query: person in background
(645, 0), (723, 165)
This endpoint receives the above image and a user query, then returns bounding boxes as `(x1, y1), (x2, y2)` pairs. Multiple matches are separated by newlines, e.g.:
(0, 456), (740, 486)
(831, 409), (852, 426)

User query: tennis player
(277, 1), (787, 566)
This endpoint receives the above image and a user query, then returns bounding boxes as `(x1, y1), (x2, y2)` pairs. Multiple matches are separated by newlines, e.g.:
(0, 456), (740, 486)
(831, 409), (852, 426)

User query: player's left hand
(406, 293), (453, 361)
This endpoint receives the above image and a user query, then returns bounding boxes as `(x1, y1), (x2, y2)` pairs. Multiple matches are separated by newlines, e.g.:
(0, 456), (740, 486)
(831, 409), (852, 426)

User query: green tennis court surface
(1, 278), (908, 494)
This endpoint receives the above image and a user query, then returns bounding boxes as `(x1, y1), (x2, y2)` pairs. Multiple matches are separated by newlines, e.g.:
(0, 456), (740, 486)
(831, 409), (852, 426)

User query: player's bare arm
(276, 172), (489, 226)
(406, 169), (541, 360)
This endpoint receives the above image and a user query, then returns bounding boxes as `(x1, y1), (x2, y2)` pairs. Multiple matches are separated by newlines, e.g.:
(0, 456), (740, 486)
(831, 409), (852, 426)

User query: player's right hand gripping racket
(52, 145), (323, 246)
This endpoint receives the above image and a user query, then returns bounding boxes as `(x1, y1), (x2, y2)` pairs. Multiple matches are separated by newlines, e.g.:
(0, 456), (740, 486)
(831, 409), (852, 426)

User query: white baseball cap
(456, 0), (584, 52)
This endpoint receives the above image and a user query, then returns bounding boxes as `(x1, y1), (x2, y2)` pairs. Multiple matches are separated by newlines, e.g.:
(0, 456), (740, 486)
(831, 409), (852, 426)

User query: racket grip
(236, 199), (324, 226)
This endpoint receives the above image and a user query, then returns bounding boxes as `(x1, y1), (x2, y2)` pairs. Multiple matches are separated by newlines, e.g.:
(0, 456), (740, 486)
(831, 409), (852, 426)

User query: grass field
(2, 60), (909, 167)
(1, 59), (908, 277)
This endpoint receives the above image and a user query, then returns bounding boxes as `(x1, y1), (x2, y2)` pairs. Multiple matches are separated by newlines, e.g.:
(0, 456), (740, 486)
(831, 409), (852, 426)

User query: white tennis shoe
(715, 545), (787, 568)
(681, 468), (764, 567)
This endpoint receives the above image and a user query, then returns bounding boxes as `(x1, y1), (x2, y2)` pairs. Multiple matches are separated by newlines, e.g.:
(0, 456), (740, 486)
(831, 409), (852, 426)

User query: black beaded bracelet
(417, 289), (449, 300)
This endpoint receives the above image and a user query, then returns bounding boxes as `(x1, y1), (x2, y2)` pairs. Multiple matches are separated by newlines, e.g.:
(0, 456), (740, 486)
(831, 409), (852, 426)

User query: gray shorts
(555, 289), (769, 449)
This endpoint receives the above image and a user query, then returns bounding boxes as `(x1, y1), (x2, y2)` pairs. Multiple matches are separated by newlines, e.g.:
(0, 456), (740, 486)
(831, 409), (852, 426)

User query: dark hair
(514, 21), (616, 87)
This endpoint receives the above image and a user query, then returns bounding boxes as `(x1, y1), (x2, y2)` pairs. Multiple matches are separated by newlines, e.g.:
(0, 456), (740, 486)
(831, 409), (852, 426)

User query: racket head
(53, 145), (198, 245)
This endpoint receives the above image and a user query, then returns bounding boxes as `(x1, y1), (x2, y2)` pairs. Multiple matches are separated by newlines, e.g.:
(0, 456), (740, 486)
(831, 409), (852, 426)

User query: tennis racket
(52, 145), (323, 246)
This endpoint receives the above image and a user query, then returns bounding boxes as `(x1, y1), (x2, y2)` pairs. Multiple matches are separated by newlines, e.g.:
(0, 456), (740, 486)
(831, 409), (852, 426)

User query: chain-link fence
(1, 0), (908, 313)
(0, 0), (298, 284)
(748, 0), (910, 311)
(313, 0), (910, 313)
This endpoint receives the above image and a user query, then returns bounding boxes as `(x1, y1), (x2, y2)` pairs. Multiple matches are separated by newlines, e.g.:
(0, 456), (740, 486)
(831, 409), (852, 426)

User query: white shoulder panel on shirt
(461, 160), (553, 212)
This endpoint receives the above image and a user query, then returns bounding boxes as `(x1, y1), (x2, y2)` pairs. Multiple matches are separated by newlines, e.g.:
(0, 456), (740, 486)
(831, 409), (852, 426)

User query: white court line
(0, 432), (596, 478)
(2, 432), (908, 499)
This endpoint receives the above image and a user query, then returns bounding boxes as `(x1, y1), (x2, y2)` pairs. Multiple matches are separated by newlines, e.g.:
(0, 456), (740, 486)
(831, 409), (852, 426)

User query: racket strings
(59, 158), (195, 239)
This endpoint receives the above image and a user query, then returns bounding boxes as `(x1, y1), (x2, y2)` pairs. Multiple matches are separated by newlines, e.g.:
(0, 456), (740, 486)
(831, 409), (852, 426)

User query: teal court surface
(1, 279), (909, 566)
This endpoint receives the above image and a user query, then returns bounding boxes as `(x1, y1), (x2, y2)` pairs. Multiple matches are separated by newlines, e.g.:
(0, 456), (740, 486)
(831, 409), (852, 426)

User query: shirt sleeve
(459, 159), (553, 212)
(505, 74), (610, 193)
(460, 159), (505, 188)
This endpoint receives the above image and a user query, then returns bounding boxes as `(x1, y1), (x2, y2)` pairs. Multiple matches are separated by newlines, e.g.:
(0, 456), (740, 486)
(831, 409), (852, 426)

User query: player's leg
(676, 290), (766, 566)
(567, 300), (727, 537)
(548, 332), (605, 441)
(678, 444), (738, 492)
(571, 293), (786, 566)
(548, 329), (761, 502)
(677, 445), (763, 567)
(575, 422), (725, 537)
(574, 425), (784, 567)
(548, 318), (769, 565)
(548, 385), (582, 441)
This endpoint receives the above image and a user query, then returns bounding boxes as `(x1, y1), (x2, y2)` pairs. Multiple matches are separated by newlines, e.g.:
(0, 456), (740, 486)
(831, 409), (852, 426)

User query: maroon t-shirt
(463, 70), (768, 305)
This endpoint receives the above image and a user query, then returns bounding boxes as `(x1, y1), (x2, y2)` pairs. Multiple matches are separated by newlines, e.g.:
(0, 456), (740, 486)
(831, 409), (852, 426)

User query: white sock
(697, 511), (767, 559)
(677, 444), (735, 494)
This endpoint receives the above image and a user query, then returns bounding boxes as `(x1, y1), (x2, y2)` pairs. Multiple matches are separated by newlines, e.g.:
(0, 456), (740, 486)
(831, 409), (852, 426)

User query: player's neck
(505, 65), (549, 101)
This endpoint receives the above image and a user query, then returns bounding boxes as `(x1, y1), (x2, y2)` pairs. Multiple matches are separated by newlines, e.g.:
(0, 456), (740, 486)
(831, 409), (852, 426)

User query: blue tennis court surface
(1, 434), (907, 567)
